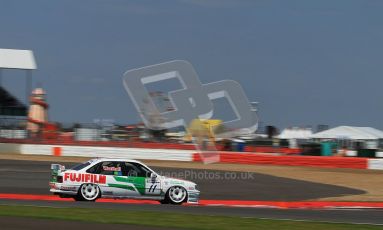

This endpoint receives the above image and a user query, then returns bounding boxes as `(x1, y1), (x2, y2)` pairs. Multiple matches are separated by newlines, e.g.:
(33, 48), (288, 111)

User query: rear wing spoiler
(50, 164), (65, 183)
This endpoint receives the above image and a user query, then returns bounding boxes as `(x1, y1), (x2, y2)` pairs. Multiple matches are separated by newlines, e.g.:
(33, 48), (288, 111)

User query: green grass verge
(0, 205), (382, 230)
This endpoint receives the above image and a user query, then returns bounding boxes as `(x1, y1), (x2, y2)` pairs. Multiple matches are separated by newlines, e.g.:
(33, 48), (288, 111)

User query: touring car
(49, 158), (199, 204)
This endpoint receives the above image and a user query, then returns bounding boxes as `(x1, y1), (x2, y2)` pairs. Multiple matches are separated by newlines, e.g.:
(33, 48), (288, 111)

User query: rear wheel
(163, 186), (187, 205)
(75, 183), (100, 201)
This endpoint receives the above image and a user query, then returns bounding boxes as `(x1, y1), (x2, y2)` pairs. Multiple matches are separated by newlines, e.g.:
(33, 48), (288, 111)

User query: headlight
(187, 184), (198, 191)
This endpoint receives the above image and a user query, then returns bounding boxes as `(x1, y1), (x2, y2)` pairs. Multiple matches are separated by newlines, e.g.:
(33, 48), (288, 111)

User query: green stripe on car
(113, 176), (146, 195)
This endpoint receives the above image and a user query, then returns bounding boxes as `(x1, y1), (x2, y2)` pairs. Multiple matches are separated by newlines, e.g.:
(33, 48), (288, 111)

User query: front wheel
(75, 183), (100, 201)
(159, 200), (169, 204)
(163, 186), (187, 205)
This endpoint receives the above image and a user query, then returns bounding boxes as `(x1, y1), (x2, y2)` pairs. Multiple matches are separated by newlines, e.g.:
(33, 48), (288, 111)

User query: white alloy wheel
(80, 183), (100, 201)
(168, 186), (187, 204)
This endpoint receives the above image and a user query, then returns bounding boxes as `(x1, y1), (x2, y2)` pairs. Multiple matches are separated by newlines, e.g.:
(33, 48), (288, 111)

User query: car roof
(90, 158), (143, 164)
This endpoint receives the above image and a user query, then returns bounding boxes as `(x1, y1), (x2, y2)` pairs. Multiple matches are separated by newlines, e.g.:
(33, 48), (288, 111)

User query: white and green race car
(49, 158), (199, 204)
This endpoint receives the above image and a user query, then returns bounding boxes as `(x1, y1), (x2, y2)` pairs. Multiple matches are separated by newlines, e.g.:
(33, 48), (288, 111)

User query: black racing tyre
(159, 199), (170, 204)
(73, 195), (84, 201)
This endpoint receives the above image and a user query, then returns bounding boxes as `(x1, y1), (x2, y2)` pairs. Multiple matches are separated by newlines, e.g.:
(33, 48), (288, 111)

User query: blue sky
(1, 0), (383, 130)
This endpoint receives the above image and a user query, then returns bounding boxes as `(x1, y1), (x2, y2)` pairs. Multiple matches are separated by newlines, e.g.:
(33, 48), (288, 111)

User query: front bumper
(187, 190), (200, 203)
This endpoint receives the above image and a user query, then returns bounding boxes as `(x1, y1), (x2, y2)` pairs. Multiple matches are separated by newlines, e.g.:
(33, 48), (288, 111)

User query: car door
(133, 162), (161, 197)
(116, 162), (161, 198)
(87, 161), (126, 197)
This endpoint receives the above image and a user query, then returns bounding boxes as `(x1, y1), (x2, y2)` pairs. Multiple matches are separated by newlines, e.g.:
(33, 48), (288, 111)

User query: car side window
(86, 162), (102, 174)
(124, 162), (151, 177)
(99, 161), (123, 175)
(123, 162), (152, 177)
(71, 161), (91, 171)
(86, 161), (123, 176)
(134, 163), (152, 178)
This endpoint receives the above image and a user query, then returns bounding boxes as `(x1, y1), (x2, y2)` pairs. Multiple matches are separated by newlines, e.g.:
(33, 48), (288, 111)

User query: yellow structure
(184, 119), (222, 149)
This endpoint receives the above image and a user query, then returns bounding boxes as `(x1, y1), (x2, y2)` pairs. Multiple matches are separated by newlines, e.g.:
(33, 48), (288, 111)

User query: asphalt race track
(0, 159), (363, 200)
(1, 159), (383, 226)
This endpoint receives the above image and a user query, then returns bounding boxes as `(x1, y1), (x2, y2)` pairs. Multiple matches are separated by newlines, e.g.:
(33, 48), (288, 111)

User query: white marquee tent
(278, 127), (313, 139)
(277, 127), (313, 148)
(311, 126), (383, 140)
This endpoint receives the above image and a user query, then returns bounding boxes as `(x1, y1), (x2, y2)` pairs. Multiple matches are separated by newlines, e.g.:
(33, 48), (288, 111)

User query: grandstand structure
(0, 86), (27, 117)
(0, 49), (37, 130)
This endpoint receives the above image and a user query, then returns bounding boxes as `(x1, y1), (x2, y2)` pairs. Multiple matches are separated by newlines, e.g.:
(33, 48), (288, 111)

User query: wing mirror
(150, 173), (157, 181)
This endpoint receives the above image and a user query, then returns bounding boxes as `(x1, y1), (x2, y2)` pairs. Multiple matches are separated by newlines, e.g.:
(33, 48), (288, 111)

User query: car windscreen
(70, 161), (91, 171)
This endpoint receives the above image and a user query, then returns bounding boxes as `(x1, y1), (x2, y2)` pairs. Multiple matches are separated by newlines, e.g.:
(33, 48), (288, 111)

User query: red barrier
(193, 153), (368, 169)
(244, 146), (301, 154)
